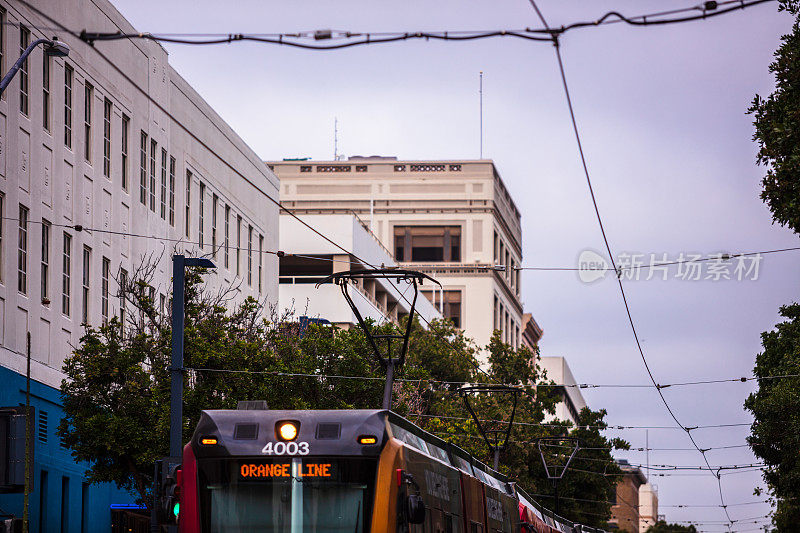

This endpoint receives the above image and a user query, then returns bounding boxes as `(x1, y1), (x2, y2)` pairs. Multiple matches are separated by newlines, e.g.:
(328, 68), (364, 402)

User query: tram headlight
(276, 421), (299, 441)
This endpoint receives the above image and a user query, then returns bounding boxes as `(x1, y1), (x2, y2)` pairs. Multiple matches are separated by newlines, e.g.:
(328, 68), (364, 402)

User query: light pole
(170, 255), (215, 458)
(0, 37), (69, 96)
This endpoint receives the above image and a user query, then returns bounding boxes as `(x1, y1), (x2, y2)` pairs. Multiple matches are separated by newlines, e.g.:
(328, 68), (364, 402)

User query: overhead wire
(523, 0), (741, 526)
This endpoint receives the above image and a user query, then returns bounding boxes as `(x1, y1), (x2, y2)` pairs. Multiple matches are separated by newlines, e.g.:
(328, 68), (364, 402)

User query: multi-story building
(271, 156), (540, 361)
(538, 356), (588, 425)
(638, 483), (659, 532)
(278, 213), (441, 326)
(610, 460), (648, 533)
(0, 0), (279, 529)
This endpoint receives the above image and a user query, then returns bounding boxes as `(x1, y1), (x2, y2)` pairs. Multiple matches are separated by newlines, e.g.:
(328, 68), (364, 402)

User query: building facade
(278, 213), (441, 326)
(638, 483), (659, 532)
(538, 356), (587, 425)
(610, 460), (648, 533)
(271, 157), (534, 360)
(0, 0), (279, 529)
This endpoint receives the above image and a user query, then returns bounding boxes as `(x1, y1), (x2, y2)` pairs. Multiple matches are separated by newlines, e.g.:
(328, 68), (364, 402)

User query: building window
(42, 53), (50, 131)
(121, 114), (129, 191)
(422, 289), (462, 328)
(0, 193), (4, 283)
(224, 205), (230, 269)
(236, 215), (242, 277)
(41, 220), (50, 301)
(258, 234), (263, 294)
(103, 98), (111, 177)
(139, 131), (147, 204)
(119, 268), (127, 328)
(0, 10), (5, 89)
(211, 194), (218, 258)
(149, 139), (157, 211)
(247, 225), (253, 286)
(198, 182), (205, 248)
(160, 148), (167, 219)
(19, 25), (29, 116)
(168, 156), (175, 226)
(393, 226), (461, 262)
(64, 64), (73, 148)
(62, 233), (71, 316)
(185, 171), (191, 238)
(82, 246), (91, 324)
(84, 82), (93, 162)
(101, 257), (109, 325)
(17, 205), (28, 294)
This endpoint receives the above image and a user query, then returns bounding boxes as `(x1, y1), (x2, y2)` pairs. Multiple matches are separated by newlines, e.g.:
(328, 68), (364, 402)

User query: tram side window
(444, 514), (454, 533)
(470, 522), (482, 533)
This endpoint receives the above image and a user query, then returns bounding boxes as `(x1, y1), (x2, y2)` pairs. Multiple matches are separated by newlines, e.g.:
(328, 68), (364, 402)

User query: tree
(59, 266), (626, 526)
(744, 304), (800, 530)
(644, 520), (697, 533)
(749, 0), (800, 234)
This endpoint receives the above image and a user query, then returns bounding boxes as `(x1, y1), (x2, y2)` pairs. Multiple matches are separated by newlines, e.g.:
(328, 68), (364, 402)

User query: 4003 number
(261, 441), (310, 455)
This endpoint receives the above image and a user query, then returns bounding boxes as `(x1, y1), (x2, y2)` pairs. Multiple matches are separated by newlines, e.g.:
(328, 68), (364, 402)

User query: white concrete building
(279, 214), (441, 327)
(271, 157), (541, 361)
(538, 356), (588, 424)
(639, 483), (659, 532)
(0, 0), (279, 391)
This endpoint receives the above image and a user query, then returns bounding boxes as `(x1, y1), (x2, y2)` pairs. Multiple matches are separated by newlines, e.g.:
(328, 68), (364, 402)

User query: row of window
(421, 289), (461, 328)
(494, 295), (520, 350)
(494, 230), (520, 295)
(394, 226), (461, 263)
(7, 195), (266, 325)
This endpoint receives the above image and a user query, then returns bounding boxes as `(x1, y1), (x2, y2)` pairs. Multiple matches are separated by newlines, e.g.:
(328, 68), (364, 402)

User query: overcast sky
(110, 0), (800, 528)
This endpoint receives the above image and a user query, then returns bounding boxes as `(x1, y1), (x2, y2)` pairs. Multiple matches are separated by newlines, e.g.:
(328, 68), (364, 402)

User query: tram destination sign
(238, 461), (335, 480)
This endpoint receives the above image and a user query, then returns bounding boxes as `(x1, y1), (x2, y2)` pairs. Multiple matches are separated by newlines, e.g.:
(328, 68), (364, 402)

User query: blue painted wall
(0, 366), (137, 532)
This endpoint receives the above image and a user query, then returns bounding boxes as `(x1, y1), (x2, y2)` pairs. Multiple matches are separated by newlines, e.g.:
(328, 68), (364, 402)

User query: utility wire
(525, 0), (738, 524)
(63, 0), (772, 51)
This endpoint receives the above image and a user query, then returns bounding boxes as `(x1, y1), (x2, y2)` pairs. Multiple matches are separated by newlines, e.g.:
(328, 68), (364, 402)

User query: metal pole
(150, 460), (161, 533)
(381, 359), (394, 410)
(554, 480), (560, 516)
(493, 448), (500, 471)
(170, 255), (185, 459)
(23, 332), (30, 533)
(479, 71), (483, 159)
(0, 39), (52, 96)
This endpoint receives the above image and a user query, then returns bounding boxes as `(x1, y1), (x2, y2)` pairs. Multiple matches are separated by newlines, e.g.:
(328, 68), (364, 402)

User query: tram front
(179, 409), (402, 533)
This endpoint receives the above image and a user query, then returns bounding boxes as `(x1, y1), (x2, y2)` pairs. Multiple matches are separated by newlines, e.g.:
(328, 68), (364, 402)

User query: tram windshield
(197, 457), (377, 533)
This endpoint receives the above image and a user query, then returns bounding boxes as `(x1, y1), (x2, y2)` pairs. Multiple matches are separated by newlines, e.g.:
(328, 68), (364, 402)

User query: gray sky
(110, 0), (800, 528)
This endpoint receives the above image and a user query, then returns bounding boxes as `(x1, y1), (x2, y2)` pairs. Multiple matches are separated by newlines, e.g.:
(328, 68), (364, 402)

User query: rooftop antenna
(479, 71), (483, 159)
(334, 117), (339, 160)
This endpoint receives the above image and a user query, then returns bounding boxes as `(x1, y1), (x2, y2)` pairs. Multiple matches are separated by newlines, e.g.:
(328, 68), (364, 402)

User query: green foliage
(749, 1), (800, 234)
(644, 520), (697, 533)
(59, 269), (626, 525)
(744, 304), (800, 530)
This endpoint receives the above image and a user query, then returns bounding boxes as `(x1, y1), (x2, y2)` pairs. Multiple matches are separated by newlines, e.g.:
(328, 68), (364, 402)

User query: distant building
(610, 460), (648, 532)
(278, 213), (441, 327)
(521, 312), (544, 351)
(538, 356), (587, 424)
(639, 483), (659, 532)
(0, 0), (279, 528)
(271, 157), (538, 362)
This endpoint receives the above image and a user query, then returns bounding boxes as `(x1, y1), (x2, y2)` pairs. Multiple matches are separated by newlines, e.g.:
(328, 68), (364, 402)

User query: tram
(174, 408), (609, 533)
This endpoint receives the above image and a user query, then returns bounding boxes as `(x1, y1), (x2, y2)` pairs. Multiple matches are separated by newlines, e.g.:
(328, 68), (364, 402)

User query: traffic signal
(160, 463), (182, 524)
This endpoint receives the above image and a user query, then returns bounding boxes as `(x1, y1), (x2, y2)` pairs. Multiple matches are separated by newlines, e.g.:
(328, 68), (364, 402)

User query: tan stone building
(271, 157), (542, 360)
(610, 460), (648, 532)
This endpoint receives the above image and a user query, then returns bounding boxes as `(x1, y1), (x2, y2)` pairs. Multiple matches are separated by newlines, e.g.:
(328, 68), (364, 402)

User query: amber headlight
(276, 421), (299, 441)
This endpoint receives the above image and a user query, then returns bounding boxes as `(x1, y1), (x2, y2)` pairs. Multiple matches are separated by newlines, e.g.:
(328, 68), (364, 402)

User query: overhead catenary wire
(524, 0), (737, 526)
(60, 0), (772, 51)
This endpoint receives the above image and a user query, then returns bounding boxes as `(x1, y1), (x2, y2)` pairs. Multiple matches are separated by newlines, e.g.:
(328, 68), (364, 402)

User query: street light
(0, 37), (69, 96)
